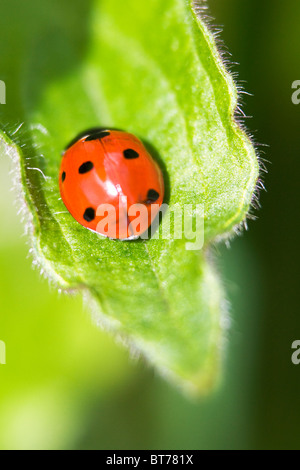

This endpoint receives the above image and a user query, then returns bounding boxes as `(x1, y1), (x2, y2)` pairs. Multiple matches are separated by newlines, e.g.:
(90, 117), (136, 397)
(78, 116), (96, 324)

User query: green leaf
(0, 0), (259, 395)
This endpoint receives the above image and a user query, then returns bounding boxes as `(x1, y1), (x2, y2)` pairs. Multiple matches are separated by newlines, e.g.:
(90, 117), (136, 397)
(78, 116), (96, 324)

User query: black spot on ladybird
(123, 149), (139, 159)
(83, 208), (95, 222)
(146, 189), (159, 203)
(79, 161), (94, 174)
(64, 129), (110, 151)
(85, 131), (110, 141)
(61, 171), (66, 182)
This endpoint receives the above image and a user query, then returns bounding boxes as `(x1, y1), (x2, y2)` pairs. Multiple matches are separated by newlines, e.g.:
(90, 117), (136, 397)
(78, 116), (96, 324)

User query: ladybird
(59, 129), (164, 240)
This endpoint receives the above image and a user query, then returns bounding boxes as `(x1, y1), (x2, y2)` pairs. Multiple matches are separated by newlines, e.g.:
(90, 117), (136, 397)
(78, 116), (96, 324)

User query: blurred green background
(0, 0), (299, 449)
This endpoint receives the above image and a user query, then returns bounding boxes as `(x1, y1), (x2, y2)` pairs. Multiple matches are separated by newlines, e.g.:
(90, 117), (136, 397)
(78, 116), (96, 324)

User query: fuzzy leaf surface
(0, 0), (258, 394)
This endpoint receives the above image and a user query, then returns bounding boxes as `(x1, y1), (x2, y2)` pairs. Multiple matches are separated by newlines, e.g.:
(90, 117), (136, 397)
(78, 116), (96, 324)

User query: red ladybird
(59, 129), (165, 240)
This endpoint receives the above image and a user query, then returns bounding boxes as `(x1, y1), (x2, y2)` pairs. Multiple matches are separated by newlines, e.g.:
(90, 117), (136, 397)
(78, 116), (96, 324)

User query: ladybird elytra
(59, 129), (165, 240)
